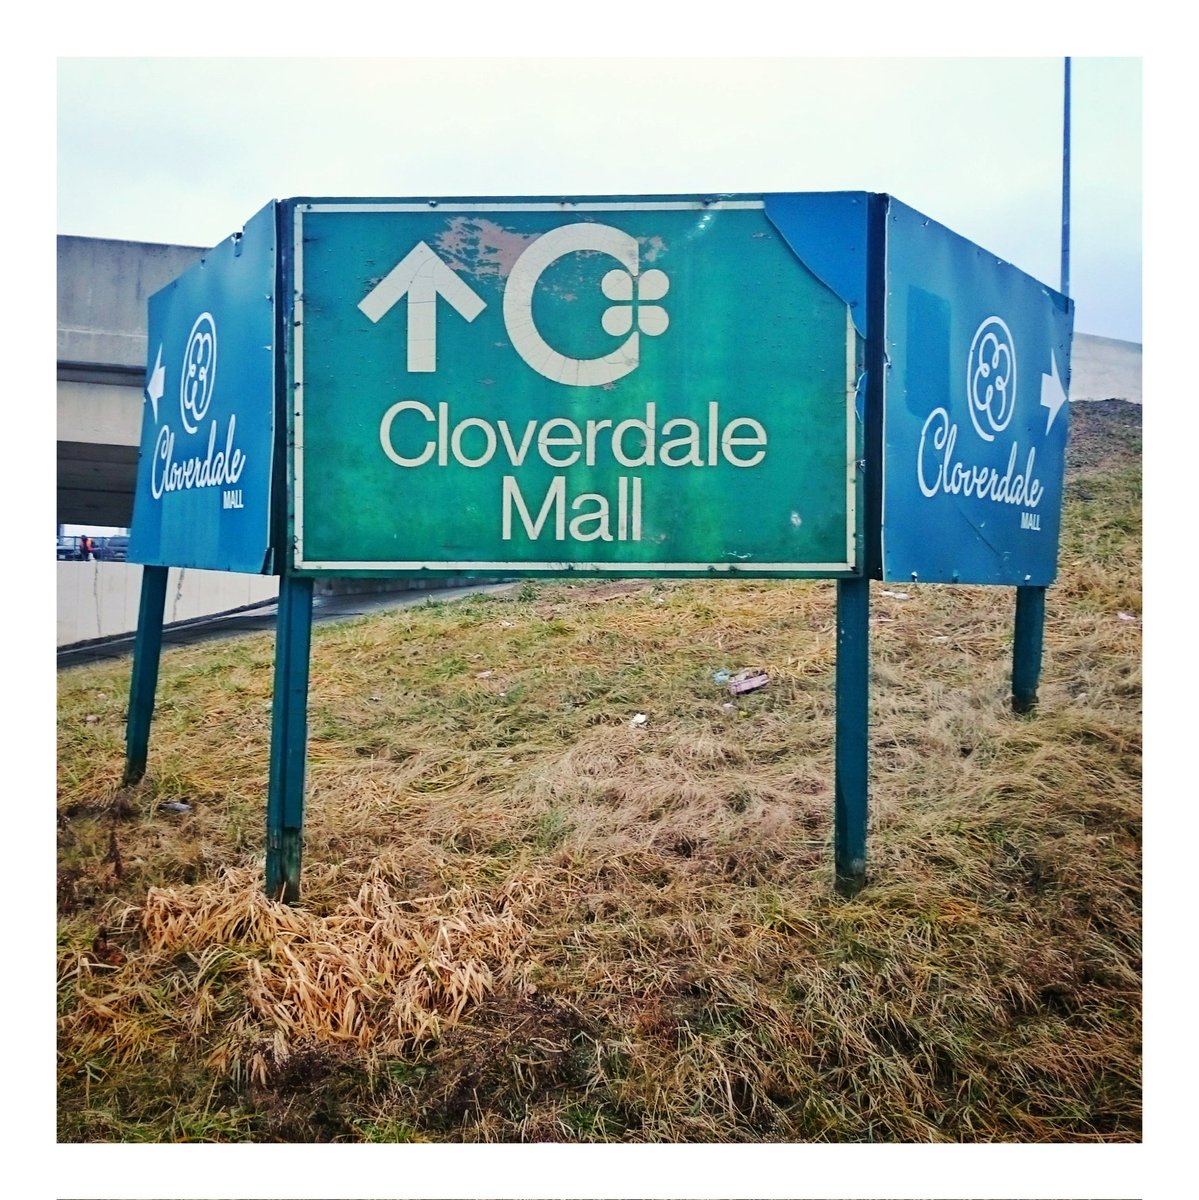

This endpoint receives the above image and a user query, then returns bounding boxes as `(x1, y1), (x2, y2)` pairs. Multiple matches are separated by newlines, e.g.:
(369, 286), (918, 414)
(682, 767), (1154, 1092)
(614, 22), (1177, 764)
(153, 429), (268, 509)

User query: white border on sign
(292, 199), (858, 576)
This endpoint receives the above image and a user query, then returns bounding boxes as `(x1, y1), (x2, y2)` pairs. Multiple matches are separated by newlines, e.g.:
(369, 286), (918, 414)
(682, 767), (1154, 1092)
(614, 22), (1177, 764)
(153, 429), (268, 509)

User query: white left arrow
(145, 343), (165, 422)
(1040, 350), (1068, 433)
(358, 242), (486, 373)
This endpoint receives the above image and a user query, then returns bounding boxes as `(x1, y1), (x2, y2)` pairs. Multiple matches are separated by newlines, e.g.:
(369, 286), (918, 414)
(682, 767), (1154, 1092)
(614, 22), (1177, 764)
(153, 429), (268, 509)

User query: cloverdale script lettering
(146, 313), (248, 509)
(378, 400), (768, 543)
(915, 316), (1045, 530)
(151, 415), (247, 502)
(917, 411), (1043, 510)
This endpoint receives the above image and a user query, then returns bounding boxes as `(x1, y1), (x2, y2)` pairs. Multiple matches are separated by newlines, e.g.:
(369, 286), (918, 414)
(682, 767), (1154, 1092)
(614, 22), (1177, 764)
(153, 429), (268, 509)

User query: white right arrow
(1040, 350), (1068, 433)
(358, 242), (486, 373)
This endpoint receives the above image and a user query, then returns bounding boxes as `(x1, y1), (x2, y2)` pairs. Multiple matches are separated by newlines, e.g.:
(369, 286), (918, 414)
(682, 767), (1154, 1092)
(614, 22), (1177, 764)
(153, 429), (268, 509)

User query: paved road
(57, 582), (518, 670)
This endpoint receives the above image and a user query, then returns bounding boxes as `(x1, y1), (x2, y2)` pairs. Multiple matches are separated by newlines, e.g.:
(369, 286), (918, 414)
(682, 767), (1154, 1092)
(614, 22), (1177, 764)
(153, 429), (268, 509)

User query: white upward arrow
(145, 343), (165, 422)
(358, 242), (486, 373)
(1040, 350), (1068, 433)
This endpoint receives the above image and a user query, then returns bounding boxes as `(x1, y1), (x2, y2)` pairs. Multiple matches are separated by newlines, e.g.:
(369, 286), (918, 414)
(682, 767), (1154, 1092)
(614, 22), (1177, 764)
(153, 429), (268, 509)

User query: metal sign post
(834, 576), (870, 896)
(1012, 585), (1047, 714)
(121, 565), (169, 786)
(265, 575), (314, 902)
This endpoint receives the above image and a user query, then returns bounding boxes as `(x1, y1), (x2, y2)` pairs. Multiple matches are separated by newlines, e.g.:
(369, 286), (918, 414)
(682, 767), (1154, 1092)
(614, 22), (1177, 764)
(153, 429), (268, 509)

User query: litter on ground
(726, 669), (769, 696)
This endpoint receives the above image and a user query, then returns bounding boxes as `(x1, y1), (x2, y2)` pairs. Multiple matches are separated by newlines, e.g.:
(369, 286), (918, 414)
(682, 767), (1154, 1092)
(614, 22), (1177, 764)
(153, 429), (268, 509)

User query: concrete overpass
(57, 235), (207, 527)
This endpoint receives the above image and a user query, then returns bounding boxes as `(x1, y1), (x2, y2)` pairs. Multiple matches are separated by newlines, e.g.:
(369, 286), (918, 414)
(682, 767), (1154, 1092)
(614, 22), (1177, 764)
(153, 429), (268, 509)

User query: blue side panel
(128, 201), (277, 574)
(880, 199), (1073, 586)
(764, 192), (871, 337)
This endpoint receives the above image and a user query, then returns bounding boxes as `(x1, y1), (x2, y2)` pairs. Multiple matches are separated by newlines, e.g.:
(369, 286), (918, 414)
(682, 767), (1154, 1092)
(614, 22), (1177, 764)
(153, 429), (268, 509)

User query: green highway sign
(286, 197), (861, 577)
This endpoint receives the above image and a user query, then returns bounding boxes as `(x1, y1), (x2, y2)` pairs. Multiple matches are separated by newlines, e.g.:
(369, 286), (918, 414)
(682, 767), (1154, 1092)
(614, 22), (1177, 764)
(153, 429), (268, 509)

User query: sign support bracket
(122, 565), (169, 787)
(266, 574), (314, 902)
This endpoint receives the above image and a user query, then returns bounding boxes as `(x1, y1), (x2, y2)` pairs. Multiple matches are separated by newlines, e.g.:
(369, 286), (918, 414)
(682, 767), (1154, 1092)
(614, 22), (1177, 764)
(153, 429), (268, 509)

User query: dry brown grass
(57, 400), (1141, 1143)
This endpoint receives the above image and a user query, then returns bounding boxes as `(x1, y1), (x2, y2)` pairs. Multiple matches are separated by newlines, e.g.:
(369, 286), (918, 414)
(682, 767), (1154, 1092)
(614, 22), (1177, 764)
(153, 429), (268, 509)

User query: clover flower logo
(600, 267), (669, 338)
(180, 312), (218, 434)
(501, 223), (670, 386)
(966, 316), (1016, 443)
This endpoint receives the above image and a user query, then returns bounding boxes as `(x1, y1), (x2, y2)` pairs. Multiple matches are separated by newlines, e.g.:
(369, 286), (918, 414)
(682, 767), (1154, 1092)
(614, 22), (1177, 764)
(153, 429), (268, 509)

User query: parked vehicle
(94, 536), (130, 562)
(56, 536), (84, 561)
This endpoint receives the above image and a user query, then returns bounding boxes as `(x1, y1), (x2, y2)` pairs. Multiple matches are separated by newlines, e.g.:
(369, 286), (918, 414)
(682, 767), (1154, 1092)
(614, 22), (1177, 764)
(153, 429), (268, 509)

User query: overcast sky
(56, 55), (1141, 342)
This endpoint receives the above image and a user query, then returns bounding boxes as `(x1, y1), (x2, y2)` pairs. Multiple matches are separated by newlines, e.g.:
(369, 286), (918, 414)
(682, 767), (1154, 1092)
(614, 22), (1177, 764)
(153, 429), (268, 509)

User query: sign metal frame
(286, 196), (862, 579)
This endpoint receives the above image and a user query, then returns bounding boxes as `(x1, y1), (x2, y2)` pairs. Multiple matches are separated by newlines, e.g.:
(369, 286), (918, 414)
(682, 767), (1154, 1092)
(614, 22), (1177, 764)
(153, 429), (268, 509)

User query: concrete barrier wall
(58, 561), (279, 647)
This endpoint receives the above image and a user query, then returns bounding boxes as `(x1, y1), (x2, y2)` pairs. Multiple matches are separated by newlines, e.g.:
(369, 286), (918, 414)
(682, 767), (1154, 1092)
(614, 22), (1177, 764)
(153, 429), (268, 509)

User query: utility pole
(1062, 56), (1072, 300)
(1012, 56), (1070, 715)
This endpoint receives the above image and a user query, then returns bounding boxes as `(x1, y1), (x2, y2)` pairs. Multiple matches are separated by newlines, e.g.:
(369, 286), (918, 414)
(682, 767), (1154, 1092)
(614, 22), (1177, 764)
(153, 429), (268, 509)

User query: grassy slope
(56, 401), (1141, 1142)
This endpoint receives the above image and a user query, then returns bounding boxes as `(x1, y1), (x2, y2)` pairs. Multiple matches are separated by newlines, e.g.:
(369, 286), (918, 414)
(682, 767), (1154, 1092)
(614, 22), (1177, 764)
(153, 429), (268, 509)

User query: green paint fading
(289, 200), (858, 577)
